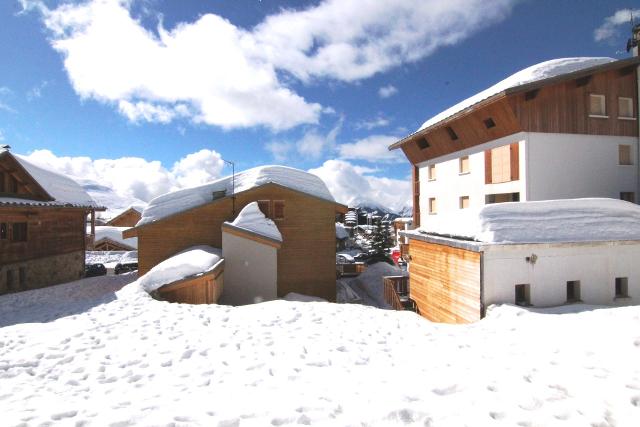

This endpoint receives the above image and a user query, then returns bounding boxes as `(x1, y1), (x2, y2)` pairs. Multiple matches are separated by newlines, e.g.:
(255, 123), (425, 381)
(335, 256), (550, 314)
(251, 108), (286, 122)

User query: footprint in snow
(631, 396), (640, 407)
(432, 384), (460, 396)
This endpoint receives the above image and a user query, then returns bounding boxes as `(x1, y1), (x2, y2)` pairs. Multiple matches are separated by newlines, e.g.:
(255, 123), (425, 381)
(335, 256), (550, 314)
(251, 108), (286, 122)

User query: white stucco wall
(483, 241), (640, 307)
(418, 132), (528, 229)
(220, 231), (278, 306)
(417, 131), (639, 230)
(526, 132), (638, 201)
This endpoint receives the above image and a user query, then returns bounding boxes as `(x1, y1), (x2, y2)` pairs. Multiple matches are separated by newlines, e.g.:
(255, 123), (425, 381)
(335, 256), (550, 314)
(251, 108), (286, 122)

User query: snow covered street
(1, 276), (640, 426)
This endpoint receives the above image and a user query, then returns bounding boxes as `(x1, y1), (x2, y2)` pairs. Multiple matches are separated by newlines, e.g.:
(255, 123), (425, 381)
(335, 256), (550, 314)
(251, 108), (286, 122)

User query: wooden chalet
(0, 147), (103, 294)
(106, 206), (143, 227)
(125, 166), (347, 302)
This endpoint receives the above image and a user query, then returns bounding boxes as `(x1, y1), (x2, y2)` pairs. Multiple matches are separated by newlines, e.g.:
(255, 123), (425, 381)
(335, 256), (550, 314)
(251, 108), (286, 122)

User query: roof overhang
(221, 222), (282, 249)
(389, 56), (640, 152)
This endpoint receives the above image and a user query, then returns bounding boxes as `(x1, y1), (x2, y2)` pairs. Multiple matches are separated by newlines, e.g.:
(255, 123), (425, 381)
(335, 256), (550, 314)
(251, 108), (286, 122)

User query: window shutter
(484, 151), (492, 184)
(273, 201), (285, 220)
(510, 143), (519, 181)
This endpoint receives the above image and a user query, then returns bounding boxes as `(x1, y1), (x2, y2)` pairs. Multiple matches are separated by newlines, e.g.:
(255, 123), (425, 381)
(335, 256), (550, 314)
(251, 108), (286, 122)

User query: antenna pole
(223, 158), (236, 216)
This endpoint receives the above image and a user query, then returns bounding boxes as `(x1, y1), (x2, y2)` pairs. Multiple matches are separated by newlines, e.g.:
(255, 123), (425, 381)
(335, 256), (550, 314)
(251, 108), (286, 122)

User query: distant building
(106, 205), (143, 227)
(0, 147), (102, 294)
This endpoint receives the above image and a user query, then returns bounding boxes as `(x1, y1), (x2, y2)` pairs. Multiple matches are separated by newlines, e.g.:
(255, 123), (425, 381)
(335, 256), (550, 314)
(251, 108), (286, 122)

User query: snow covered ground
(1, 276), (640, 426)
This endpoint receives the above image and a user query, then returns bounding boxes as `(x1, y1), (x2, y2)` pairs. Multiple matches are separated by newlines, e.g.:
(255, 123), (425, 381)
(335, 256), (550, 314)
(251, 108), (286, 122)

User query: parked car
(115, 251), (138, 275)
(85, 263), (107, 277)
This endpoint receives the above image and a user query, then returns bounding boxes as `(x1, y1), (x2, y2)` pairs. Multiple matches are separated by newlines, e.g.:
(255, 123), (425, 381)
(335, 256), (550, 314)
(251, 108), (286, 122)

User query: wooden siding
(157, 262), (224, 304)
(508, 67), (638, 136)
(408, 239), (481, 324)
(135, 184), (337, 301)
(0, 207), (86, 264)
(107, 208), (141, 227)
(0, 155), (51, 201)
(401, 97), (522, 164)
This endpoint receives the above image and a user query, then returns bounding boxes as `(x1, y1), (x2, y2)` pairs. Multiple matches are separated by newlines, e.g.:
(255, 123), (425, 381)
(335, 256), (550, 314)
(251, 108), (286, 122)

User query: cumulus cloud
(267, 118), (343, 161)
(25, 0), (517, 130)
(354, 116), (390, 130)
(378, 85), (398, 98)
(309, 159), (411, 212)
(594, 9), (640, 43)
(23, 148), (225, 202)
(338, 135), (403, 163)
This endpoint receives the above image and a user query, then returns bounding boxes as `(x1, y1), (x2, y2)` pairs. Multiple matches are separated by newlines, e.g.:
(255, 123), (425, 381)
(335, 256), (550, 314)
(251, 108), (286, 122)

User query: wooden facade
(127, 183), (345, 302)
(106, 207), (142, 227)
(156, 261), (224, 305)
(395, 58), (639, 166)
(93, 238), (135, 252)
(0, 150), (101, 294)
(408, 239), (481, 324)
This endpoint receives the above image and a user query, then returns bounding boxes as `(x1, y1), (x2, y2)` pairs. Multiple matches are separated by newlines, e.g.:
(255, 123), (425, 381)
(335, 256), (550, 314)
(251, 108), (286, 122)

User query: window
(428, 164), (436, 181)
(445, 126), (459, 141)
(483, 118), (496, 129)
(515, 284), (530, 306)
(417, 137), (430, 150)
(486, 192), (520, 204)
(0, 223), (6, 239)
(485, 144), (519, 184)
(459, 196), (470, 209)
(459, 156), (470, 174)
(273, 200), (285, 220)
(615, 277), (629, 298)
(566, 280), (581, 303)
(618, 97), (634, 119)
(8, 175), (17, 193)
(6, 270), (14, 292)
(11, 223), (27, 242)
(524, 89), (539, 101)
(589, 94), (606, 117)
(619, 145), (632, 165)
(428, 198), (437, 215)
(621, 192), (635, 203)
(0, 171), (4, 192)
(257, 200), (271, 217)
(19, 268), (26, 289)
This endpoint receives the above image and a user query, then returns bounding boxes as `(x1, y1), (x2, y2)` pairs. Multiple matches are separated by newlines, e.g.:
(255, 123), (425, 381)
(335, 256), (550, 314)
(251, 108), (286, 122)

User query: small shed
(139, 245), (224, 305)
(403, 199), (640, 324)
(220, 202), (282, 305)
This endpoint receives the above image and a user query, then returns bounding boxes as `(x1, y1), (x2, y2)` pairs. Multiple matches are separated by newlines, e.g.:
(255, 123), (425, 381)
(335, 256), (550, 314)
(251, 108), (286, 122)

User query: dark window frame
(11, 222), (27, 242)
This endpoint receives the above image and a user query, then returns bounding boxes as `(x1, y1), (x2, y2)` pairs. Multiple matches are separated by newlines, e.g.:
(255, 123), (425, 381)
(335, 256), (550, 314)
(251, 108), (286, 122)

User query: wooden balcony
(336, 262), (367, 278)
(383, 275), (418, 313)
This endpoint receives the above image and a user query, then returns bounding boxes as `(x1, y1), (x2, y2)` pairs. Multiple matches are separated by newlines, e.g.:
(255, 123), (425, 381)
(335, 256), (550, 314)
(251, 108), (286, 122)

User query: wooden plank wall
(401, 98), (522, 165)
(107, 209), (141, 227)
(136, 184), (337, 301)
(0, 207), (86, 264)
(409, 239), (481, 324)
(508, 67), (638, 136)
(157, 267), (224, 305)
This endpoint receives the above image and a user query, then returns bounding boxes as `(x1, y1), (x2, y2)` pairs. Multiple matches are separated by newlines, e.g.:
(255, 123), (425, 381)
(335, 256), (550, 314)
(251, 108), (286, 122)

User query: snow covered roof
(0, 149), (100, 209)
(411, 198), (640, 245)
(225, 202), (282, 242)
(417, 57), (615, 132)
(137, 165), (336, 227)
(138, 245), (223, 293)
(389, 57), (640, 151)
(91, 226), (138, 249)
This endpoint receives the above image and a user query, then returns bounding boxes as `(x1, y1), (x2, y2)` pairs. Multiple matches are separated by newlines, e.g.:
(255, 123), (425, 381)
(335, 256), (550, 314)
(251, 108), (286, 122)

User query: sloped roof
(0, 149), (100, 209)
(389, 56), (640, 150)
(137, 165), (337, 227)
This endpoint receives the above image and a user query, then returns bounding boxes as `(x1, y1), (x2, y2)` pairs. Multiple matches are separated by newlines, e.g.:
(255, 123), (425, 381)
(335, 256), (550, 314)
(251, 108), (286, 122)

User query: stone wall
(0, 250), (85, 295)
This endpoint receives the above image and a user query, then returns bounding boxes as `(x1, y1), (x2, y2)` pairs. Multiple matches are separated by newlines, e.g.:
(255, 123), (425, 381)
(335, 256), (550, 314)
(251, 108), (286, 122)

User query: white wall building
(418, 132), (639, 229)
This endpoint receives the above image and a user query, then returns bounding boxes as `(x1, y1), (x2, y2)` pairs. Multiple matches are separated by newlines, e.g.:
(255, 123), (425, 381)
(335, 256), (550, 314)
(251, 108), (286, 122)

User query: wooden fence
(337, 262), (367, 277)
(383, 275), (418, 312)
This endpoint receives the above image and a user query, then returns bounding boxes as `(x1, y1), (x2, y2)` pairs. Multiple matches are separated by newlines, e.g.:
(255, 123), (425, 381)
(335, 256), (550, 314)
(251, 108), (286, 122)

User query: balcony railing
(383, 275), (418, 313)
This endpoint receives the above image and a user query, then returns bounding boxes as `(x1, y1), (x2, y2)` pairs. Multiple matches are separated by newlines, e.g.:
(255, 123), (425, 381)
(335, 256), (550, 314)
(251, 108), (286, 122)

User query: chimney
(628, 24), (640, 56)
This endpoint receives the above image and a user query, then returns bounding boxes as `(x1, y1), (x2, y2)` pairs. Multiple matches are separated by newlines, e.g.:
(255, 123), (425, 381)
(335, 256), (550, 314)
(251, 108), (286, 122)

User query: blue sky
(0, 0), (638, 210)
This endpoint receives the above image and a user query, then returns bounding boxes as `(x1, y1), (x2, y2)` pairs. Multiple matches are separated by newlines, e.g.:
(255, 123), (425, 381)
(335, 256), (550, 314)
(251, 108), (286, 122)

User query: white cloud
(26, 81), (48, 101)
(338, 135), (403, 163)
(309, 159), (411, 212)
(26, 0), (517, 130)
(594, 9), (640, 43)
(268, 118), (343, 161)
(23, 148), (225, 202)
(0, 86), (16, 113)
(265, 141), (294, 162)
(355, 116), (390, 130)
(378, 85), (398, 98)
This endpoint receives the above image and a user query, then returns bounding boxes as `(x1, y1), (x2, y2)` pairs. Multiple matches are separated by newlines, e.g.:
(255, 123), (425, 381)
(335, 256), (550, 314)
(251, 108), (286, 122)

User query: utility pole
(222, 158), (235, 216)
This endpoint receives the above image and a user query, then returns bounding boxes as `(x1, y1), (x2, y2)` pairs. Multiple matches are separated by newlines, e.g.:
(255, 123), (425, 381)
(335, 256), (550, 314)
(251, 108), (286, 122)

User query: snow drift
(227, 202), (282, 242)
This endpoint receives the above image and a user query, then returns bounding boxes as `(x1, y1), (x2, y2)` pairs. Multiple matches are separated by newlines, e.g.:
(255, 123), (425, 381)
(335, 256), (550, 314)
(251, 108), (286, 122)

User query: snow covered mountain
(350, 203), (413, 222)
